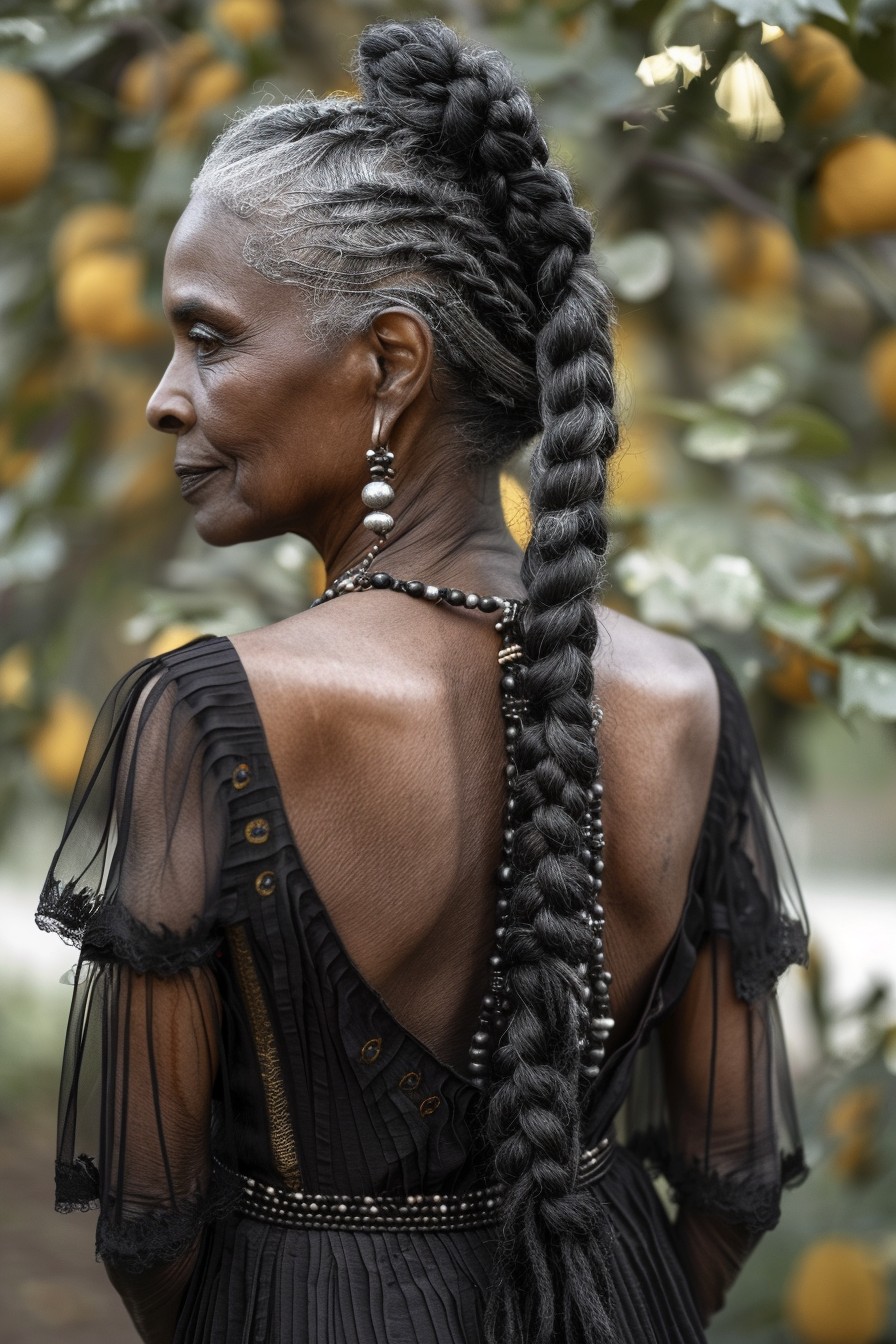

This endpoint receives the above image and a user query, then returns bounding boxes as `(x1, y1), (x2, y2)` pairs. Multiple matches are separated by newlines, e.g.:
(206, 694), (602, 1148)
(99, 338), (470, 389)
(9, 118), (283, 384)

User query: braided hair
(194, 20), (620, 1342)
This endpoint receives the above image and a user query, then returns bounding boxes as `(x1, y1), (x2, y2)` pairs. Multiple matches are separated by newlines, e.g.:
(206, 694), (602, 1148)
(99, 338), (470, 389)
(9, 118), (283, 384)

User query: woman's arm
(105, 1240), (202, 1344)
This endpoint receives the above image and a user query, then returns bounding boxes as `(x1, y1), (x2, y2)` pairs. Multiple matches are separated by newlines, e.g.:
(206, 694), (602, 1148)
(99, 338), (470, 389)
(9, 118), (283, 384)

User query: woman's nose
(146, 365), (196, 434)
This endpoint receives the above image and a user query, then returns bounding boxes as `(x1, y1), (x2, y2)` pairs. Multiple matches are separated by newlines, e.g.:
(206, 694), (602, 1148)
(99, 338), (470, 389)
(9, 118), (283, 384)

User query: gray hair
(191, 97), (542, 464)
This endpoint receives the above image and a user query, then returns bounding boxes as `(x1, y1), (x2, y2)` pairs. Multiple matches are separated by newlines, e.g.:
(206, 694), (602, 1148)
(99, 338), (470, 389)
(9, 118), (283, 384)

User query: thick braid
(360, 20), (621, 1342)
(487, 251), (619, 1344)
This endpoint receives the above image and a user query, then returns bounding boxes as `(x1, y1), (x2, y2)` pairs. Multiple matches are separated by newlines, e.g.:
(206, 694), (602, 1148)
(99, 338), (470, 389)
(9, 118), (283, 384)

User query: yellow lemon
(210, 0), (281, 43)
(609, 421), (664, 508)
(500, 471), (532, 549)
(163, 59), (245, 139)
(179, 59), (245, 113)
(866, 327), (896, 423)
(169, 31), (216, 79)
(119, 34), (215, 115)
(704, 208), (799, 297)
(695, 294), (800, 371)
(815, 135), (896, 242)
(786, 1239), (887, 1344)
(30, 691), (95, 794)
(118, 49), (175, 114)
(771, 25), (864, 125)
(57, 250), (163, 346)
(0, 68), (56, 206)
(0, 644), (31, 707)
(50, 202), (134, 275)
(306, 555), (328, 599)
(148, 623), (204, 657)
(826, 1085), (881, 1182)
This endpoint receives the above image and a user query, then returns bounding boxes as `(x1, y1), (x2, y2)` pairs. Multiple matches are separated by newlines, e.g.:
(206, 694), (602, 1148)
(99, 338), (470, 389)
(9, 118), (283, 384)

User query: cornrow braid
(193, 19), (620, 1341)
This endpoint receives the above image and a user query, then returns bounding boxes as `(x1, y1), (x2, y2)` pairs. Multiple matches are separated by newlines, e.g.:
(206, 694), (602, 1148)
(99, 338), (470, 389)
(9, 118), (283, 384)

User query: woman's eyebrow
(168, 296), (232, 325)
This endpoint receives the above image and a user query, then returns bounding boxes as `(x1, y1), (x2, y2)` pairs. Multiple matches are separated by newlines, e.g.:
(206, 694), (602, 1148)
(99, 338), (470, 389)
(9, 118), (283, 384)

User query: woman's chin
(191, 507), (251, 548)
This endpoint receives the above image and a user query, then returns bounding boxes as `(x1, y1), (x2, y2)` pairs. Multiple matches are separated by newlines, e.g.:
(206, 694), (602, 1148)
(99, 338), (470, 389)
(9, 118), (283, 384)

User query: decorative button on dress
(36, 634), (809, 1343)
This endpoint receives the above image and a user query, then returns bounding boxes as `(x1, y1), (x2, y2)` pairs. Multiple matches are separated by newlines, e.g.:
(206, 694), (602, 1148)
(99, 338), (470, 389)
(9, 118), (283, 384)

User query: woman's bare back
(231, 599), (720, 1070)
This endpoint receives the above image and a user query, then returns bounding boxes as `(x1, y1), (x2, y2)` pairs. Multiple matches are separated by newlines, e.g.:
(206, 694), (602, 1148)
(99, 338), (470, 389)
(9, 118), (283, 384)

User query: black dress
(36, 634), (809, 1343)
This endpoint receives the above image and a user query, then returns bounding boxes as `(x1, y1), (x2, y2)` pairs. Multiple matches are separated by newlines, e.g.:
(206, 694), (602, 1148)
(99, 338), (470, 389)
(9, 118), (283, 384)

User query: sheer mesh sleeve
(35, 640), (240, 1278)
(626, 647), (809, 1322)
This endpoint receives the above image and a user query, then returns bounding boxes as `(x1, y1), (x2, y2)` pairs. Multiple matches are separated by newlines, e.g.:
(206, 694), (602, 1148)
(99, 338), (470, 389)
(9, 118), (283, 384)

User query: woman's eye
(188, 325), (223, 358)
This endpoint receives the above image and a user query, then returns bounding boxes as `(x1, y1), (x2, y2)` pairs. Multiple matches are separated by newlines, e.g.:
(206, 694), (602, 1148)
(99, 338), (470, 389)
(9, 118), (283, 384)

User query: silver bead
(363, 510), (395, 535)
(423, 585), (440, 601)
(361, 480), (395, 509)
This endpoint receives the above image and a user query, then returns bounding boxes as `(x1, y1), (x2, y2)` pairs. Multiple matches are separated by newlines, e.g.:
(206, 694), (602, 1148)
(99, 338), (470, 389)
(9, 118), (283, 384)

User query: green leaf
(749, 515), (855, 604)
(691, 554), (764, 631)
(601, 232), (674, 304)
(682, 416), (755, 462)
(825, 589), (876, 646)
(766, 405), (850, 458)
(642, 395), (707, 423)
(860, 616), (896, 650)
(709, 364), (788, 417)
(712, 0), (848, 27)
(26, 26), (116, 75)
(761, 601), (825, 645)
(840, 653), (896, 719)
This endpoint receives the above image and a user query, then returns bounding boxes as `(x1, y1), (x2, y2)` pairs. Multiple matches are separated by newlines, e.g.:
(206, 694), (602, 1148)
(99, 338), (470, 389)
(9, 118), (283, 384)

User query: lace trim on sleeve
(629, 1127), (808, 1235)
(93, 1164), (242, 1272)
(36, 877), (222, 975)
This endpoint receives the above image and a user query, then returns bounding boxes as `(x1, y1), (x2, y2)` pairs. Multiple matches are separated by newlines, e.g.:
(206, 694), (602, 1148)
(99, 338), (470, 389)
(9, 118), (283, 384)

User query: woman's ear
(367, 308), (434, 442)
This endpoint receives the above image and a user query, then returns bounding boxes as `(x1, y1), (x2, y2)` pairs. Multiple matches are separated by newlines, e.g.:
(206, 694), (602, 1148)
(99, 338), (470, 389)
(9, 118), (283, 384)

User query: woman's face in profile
(147, 194), (376, 549)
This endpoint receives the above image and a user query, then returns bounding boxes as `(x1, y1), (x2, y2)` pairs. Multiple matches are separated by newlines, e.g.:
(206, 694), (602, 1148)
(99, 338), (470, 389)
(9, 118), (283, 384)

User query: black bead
(501, 674), (516, 694)
(447, 589), (465, 605)
(406, 581), (425, 597)
(497, 865), (513, 885)
(480, 596), (500, 612)
(473, 1031), (490, 1046)
(370, 572), (392, 589)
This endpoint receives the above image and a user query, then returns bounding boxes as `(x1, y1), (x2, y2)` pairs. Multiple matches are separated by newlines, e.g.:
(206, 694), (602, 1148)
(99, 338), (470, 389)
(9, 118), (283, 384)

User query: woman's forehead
(163, 196), (274, 314)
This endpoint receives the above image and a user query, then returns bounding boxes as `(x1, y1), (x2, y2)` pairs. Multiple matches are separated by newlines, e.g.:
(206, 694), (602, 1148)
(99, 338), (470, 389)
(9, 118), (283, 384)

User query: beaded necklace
(312, 544), (614, 1090)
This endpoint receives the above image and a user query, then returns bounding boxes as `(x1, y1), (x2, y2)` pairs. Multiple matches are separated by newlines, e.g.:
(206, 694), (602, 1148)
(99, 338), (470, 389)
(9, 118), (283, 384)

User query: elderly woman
(36, 18), (808, 1344)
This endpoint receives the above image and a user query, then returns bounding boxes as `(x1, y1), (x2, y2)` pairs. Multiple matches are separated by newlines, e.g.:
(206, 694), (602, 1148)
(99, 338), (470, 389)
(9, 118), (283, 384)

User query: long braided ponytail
(194, 20), (619, 1340)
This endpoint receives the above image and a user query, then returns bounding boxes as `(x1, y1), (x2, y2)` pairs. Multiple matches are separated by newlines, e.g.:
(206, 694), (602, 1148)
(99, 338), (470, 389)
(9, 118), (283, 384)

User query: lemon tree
(0, 0), (895, 834)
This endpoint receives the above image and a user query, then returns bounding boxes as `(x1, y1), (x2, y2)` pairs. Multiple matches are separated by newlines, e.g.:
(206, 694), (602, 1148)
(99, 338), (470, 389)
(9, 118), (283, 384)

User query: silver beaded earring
(362, 414), (396, 540)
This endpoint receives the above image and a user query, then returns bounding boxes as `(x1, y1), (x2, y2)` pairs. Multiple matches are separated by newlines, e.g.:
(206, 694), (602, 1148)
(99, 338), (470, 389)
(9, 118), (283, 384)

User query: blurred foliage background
(1, 0), (895, 1340)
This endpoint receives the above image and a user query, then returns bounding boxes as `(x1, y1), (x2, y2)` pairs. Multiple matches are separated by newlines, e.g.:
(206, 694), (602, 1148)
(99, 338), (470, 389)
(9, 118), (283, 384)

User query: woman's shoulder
(595, 606), (721, 780)
(592, 610), (727, 942)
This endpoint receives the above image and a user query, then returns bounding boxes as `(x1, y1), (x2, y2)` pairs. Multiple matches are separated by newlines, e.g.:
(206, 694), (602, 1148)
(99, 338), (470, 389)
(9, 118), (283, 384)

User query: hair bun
(356, 19), (545, 182)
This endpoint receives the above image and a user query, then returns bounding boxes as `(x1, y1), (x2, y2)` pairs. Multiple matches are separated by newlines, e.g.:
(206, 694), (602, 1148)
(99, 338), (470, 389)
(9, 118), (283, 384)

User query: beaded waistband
(223, 1137), (616, 1233)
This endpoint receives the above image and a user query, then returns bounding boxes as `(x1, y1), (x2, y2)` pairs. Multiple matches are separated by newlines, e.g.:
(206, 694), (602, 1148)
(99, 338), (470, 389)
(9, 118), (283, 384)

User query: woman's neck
(318, 460), (527, 601)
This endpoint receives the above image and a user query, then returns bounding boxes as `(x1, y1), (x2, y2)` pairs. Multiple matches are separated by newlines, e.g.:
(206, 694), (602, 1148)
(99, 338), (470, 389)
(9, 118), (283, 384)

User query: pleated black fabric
(36, 635), (809, 1342)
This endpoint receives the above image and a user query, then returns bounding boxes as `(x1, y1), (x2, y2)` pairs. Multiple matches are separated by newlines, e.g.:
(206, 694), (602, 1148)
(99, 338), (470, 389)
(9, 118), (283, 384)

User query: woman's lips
(175, 466), (222, 498)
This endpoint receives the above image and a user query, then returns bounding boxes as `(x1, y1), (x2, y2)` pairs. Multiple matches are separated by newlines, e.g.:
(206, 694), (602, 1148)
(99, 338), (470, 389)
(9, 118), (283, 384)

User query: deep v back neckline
(221, 633), (491, 1095)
